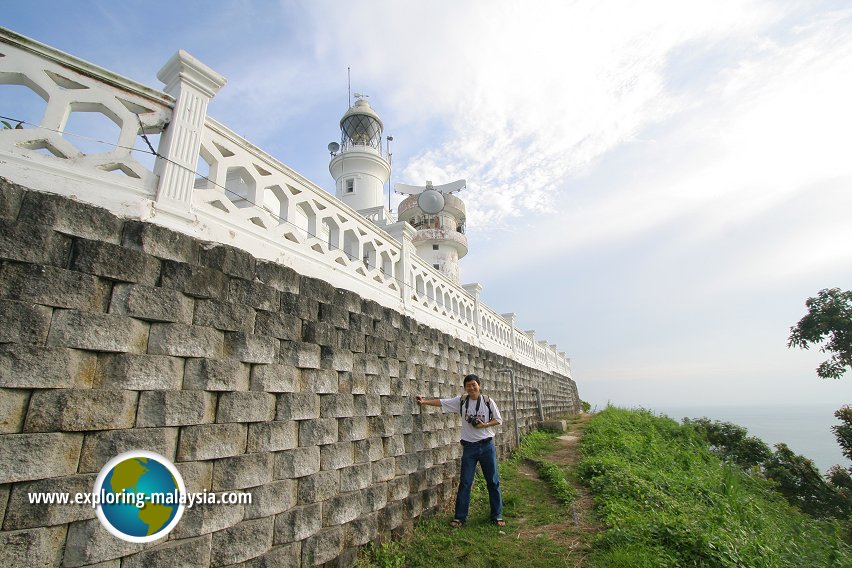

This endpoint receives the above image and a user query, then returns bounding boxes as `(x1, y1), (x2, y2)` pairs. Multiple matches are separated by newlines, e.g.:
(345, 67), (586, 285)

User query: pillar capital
(462, 283), (482, 297)
(386, 221), (417, 244)
(157, 50), (226, 98)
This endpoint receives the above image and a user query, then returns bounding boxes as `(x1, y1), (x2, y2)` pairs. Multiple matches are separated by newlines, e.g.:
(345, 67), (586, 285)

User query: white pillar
(501, 312), (517, 357)
(462, 283), (483, 340)
(386, 221), (417, 315)
(538, 341), (550, 371)
(525, 331), (537, 364)
(154, 50), (226, 219)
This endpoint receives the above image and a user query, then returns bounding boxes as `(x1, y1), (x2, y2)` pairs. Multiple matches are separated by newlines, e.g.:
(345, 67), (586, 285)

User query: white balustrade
(0, 28), (172, 217)
(0, 27), (572, 378)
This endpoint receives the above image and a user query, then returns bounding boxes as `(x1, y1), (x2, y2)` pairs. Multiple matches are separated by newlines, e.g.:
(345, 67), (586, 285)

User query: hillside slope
(578, 407), (851, 567)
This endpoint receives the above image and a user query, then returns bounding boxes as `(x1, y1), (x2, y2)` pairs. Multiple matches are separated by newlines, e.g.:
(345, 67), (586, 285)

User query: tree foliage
(788, 288), (852, 379)
(764, 443), (851, 521)
(686, 417), (852, 523)
(833, 405), (852, 463)
(684, 417), (771, 468)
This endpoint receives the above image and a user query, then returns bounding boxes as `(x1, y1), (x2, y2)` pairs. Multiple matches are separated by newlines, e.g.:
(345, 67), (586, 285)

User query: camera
(466, 415), (483, 427)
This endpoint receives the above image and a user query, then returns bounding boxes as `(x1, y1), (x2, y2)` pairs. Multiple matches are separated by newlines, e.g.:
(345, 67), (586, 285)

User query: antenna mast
(386, 136), (394, 211)
(347, 67), (351, 107)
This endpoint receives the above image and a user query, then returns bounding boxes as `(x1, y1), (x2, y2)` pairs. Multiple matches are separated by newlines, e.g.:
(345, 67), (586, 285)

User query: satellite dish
(418, 189), (445, 215)
(327, 142), (340, 155)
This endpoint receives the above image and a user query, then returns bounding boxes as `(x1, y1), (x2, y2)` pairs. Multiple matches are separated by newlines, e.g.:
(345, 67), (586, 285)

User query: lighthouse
(396, 180), (469, 283)
(328, 97), (391, 219)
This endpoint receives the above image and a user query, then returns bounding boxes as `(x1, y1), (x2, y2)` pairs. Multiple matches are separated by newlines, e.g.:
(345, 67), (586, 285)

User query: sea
(646, 404), (850, 474)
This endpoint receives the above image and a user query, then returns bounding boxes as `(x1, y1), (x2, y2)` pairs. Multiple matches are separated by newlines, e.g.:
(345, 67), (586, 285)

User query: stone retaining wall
(0, 178), (580, 567)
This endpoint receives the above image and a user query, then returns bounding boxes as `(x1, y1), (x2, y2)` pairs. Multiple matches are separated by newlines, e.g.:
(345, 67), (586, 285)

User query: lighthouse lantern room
(328, 97), (391, 216)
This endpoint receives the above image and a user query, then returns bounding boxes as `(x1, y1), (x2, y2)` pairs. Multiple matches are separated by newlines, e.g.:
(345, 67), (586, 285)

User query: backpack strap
(460, 395), (488, 420)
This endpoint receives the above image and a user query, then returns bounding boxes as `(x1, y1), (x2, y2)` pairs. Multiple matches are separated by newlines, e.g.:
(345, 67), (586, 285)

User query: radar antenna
(394, 179), (466, 215)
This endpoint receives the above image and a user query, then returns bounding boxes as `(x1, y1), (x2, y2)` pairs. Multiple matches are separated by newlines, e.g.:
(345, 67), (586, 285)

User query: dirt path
(517, 413), (599, 566)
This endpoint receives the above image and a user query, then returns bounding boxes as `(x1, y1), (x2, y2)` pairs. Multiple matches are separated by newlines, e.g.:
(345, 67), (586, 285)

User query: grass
(357, 408), (851, 567)
(356, 429), (591, 568)
(527, 458), (578, 507)
(578, 407), (851, 567)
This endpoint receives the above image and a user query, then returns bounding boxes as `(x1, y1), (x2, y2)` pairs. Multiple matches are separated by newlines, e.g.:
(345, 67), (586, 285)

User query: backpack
(460, 394), (494, 422)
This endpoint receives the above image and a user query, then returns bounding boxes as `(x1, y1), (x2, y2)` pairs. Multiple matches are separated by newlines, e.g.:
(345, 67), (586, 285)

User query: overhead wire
(1, 113), (375, 259)
(0, 112), (480, 320)
(1, 113), (561, 360)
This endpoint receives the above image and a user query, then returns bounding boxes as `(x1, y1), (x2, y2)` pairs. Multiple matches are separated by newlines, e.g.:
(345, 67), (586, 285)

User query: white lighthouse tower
(396, 180), (469, 283)
(328, 97), (391, 220)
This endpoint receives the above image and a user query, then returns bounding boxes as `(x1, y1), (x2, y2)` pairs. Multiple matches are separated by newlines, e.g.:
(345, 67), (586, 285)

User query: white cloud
(459, 5), (852, 280)
(183, 1), (835, 238)
(342, 0), (782, 227)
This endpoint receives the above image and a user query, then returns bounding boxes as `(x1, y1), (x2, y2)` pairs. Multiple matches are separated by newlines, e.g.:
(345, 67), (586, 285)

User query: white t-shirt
(440, 395), (503, 443)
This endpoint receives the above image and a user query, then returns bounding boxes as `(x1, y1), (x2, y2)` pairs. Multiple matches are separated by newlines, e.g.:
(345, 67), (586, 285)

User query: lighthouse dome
(340, 99), (384, 150)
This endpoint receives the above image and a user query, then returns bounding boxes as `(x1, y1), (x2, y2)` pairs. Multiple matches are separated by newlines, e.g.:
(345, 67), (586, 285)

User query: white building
(396, 182), (468, 284)
(328, 98), (392, 220)
(328, 99), (469, 284)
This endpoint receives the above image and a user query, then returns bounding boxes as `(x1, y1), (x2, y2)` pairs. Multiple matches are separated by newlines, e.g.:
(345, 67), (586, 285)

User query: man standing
(416, 374), (506, 527)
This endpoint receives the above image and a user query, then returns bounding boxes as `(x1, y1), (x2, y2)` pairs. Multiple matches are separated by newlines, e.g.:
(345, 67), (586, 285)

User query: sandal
(494, 519), (506, 527)
(450, 519), (463, 528)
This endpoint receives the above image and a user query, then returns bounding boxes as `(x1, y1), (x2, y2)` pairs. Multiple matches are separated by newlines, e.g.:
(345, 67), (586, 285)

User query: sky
(4, 1), (852, 412)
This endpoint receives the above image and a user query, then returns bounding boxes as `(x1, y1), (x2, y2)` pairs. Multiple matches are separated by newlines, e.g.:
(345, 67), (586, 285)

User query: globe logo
(93, 450), (186, 543)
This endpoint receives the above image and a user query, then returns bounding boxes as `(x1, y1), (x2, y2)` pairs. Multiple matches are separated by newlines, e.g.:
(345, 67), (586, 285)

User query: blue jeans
(455, 439), (503, 522)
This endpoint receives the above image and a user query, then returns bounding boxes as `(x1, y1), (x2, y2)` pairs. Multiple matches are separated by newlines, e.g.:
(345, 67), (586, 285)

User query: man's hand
(416, 396), (440, 407)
